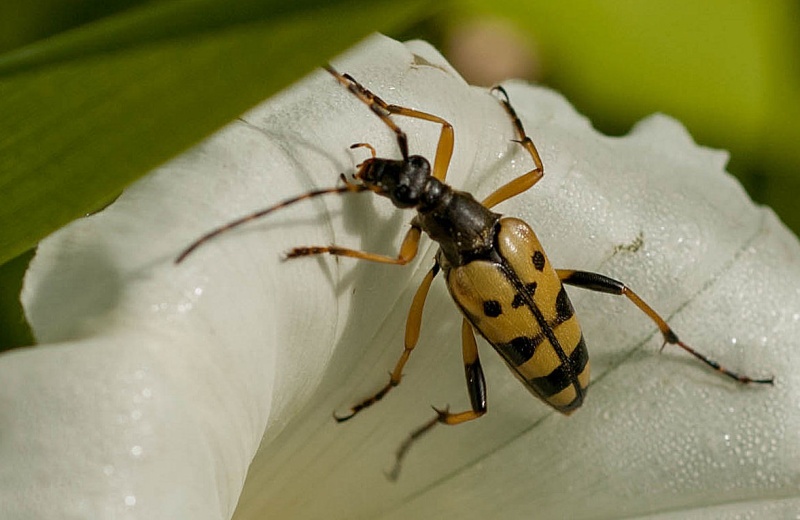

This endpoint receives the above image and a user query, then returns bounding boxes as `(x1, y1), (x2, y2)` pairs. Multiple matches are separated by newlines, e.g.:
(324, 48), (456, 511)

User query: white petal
(4, 34), (798, 520)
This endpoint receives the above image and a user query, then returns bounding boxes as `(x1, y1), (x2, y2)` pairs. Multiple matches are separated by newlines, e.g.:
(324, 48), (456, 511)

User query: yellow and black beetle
(177, 66), (773, 477)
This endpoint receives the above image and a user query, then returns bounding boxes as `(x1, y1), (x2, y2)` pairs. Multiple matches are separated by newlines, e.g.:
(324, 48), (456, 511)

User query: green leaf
(0, 250), (34, 352)
(458, 0), (800, 232)
(0, 0), (431, 267)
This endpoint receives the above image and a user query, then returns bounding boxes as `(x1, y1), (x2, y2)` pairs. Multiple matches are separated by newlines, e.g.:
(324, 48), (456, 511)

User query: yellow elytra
(444, 217), (589, 414)
(177, 65), (773, 479)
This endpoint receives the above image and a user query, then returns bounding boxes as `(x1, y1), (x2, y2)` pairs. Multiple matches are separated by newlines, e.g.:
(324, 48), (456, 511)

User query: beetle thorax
(418, 189), (501, 268)
(356, 154), (501, 267)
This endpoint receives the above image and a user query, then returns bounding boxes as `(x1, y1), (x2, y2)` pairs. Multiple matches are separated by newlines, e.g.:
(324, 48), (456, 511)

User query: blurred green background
(1, 0), (798, 351)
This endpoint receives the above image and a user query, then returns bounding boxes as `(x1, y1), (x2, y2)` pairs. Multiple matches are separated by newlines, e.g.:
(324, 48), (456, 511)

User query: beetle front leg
(481, 86), (544, 209)
(325, 65), (454, 181)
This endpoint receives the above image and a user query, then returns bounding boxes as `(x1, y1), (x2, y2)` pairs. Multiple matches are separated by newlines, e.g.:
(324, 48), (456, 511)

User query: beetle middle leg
(286, 224), (421, 265)
(481, 86), (545, 209)
(334, 262), (441, 422)
(388, 318), (488, 480)
(556, 269), (774, 384)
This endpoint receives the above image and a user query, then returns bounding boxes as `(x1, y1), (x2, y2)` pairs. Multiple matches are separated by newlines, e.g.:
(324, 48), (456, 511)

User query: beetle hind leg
(388, 319), (487, 480)
(556, 269), (774, 385)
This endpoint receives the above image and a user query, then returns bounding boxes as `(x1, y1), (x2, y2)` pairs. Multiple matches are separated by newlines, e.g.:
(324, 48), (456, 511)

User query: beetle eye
(408, 155), (430, 173)
(395, 184), (412, 203)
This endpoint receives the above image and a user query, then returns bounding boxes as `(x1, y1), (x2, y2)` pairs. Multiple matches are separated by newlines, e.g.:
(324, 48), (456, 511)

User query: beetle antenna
(176, 183), (368, 264)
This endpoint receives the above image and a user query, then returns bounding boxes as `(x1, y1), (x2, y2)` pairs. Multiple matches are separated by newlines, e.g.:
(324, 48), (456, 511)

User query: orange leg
(385, 105), (454, 182)
(325, 66), (455, 182)
(334, 262), (441, 422)
(482, 86), (544, 209)
(388, 319), (487, 480)
(287, 225), (421, 265)
(557, 269), (774, 385)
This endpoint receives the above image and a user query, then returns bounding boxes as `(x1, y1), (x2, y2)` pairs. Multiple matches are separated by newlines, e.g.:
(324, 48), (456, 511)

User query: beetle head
(355, 155), (432, 209)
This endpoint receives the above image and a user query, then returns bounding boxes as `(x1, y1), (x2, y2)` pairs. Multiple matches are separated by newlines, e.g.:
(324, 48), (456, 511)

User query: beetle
(177, 66), (773, 478)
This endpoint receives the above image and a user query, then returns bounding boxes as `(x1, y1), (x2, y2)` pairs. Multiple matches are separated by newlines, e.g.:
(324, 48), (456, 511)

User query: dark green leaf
(0, 0), (431, 266)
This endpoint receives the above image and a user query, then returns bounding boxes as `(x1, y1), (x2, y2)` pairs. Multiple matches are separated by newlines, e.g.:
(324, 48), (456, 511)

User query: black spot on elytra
(573, 335), (589, 375)
(503, 335), (544, 365)
(528, 363), (571, 397)
(527, 337), (588, 399)
(532, 251), (546, 271)
(483, 300), (502, 317)
(555, 286), (574, 322)
(511, 282), (537, 308)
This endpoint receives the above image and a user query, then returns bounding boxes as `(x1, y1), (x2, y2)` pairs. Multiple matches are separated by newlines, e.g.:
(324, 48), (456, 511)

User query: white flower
(3, 34), (798, 520)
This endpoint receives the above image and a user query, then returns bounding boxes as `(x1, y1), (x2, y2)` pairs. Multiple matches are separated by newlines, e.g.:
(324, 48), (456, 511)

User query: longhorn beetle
(176, 66), (773, 478)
